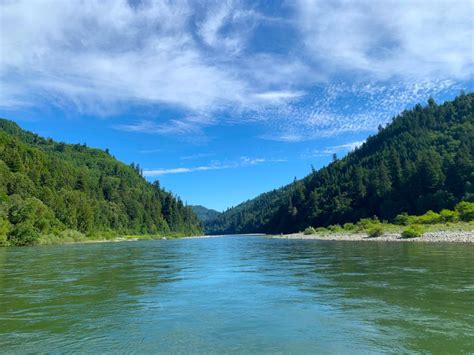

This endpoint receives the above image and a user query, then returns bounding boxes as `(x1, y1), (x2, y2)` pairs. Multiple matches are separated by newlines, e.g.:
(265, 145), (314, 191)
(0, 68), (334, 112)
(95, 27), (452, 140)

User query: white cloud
(301, 140), (365, 158)
(0, 0), (471, 143)
(295, 0), (474, 80)
(143, 156), (285, 176)
(0, 0), (253, 112)
(329, 141), (365, 152)
(254, 90), (305, 102)
(144, 167), (212, 176)
(115, 118), (204, 136)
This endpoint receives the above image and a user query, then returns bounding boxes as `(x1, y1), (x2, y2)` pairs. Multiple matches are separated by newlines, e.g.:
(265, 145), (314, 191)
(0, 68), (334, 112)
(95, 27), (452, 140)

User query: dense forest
(207, 93), (474, 235)
(191, 205), (221, 223)
(0, 119), (202, 245)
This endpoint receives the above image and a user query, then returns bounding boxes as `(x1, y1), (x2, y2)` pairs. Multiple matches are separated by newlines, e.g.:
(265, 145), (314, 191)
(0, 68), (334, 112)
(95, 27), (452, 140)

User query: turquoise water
(0, 236), (473, 353)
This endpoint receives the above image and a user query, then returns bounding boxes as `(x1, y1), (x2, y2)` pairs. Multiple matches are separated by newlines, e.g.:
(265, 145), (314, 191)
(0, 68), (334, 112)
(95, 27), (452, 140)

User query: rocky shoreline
(272, 230), (474, 243)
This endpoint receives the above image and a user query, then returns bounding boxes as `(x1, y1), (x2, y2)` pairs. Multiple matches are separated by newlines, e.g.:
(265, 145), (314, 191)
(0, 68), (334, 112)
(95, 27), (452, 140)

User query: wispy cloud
(260, 79), (463, 142)
(180, 153), (215, 160)
(254, 90), (305, 102)
(115, 118), (206, 139)
(301, 140), (365, 158)
(0, 0), (301, 115)
(0, 0), (471, 142)
(294, 0), (474, 81)
(143, 156), (286, 177)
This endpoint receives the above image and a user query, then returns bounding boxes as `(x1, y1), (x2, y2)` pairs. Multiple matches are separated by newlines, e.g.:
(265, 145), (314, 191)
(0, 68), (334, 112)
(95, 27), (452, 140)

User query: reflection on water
(0, 237), (473, 353)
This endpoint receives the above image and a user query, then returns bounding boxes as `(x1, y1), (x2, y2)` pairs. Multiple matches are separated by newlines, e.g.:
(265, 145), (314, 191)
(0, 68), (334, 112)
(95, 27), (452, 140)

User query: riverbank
(35, 233), (206, 246)
(272, 230), (474, 243)
(67, 234), (206, 245)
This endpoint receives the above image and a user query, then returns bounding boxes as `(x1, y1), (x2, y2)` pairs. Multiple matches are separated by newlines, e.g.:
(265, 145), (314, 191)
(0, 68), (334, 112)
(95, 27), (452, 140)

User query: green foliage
(8, 223), (40, 246)
(303, 226), (317, 235)
(59, 229), (86, 242)
(343, 223), (356, 231)
(455, 201), (474, 221)
(439, 209), (459, 222)
(207, 93), (474, 235)
(0, 119), (202, 246)
(416, 210), (442, 224)
(401, 225), (425, 239)
(315, 227), (329, 234)
(0, 217), (10, 246)
(327, 224), (344, 233)
(394, 213), (410, 226)
(367, 224), (384, 238)
(356, 218), (380, 232)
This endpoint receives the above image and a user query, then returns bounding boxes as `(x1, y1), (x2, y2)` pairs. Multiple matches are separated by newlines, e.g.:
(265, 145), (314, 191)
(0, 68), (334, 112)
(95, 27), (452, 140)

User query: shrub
(59, 229), (86, 242)
(394, 213), (410, 225)
(356, 218), (378, 231)
(401, 225), (425, 239)
(343, 223), (356, 231)
(455, 201), (474, 222)
(417, 210), (442, 224)
(367, 224), (384, 238)
(327, 224), (343, 232)
(8, 223), (40, 246)
(440, 209), (458, 222)
(0, 234), (8, 246)
(303, 226), (317, 235)
(315, 227), (329, 234)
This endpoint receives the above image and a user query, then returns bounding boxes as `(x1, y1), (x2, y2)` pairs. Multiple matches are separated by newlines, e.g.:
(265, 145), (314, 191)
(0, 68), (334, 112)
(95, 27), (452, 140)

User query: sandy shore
(271, 230), (474, 243)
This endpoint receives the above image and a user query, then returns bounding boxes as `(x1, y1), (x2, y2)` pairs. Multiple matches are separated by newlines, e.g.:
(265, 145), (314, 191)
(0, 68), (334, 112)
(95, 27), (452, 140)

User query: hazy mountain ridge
(190, 205), (221, 223)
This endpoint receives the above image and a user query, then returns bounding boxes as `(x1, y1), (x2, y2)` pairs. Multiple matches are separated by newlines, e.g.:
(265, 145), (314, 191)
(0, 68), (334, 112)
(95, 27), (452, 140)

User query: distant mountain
(0, 119), (202, 245)
(207, 93), (474, 235)
(191, 205), (221, 223)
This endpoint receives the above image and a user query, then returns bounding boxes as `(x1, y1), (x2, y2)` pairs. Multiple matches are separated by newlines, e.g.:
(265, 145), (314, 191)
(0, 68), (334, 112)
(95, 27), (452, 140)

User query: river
(0, 236), (473, 353)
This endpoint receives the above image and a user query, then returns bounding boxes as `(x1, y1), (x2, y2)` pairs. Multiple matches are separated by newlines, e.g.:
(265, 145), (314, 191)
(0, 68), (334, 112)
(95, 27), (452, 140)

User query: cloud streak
(301, 140), (366, 158)
(143, 156), (285, 176)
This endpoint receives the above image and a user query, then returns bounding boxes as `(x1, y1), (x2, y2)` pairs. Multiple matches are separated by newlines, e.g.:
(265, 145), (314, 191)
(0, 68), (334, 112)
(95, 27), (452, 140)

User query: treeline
(0, 119), (201, 246)
(207, 93), (474, 234)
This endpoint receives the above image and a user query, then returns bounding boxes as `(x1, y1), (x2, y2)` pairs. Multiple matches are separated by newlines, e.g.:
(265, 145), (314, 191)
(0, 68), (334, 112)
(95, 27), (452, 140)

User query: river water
(0, 236), (473, 353)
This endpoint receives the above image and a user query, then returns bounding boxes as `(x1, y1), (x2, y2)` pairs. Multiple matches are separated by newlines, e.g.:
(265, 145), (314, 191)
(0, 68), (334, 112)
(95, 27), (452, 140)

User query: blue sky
(0, 0), (473, 211)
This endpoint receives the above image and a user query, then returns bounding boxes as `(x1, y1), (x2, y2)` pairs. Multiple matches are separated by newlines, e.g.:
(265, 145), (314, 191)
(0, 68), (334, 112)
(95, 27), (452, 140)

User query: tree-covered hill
(0, 119), (202, 245)
(190, 205), (221, 223)
(207, 93), (474, 235)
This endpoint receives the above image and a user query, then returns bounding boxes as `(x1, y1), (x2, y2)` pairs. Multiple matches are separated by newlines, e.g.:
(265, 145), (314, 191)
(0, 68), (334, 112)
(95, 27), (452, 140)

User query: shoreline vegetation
(1, 202), (473, 247)
(1, 232), (204, 247)
(274, 202), (474, 243)
(273, 230), (474, 243)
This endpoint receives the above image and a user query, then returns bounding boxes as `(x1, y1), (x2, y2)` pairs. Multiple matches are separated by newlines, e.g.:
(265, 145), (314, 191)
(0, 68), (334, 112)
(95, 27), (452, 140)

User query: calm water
(0, 236), (473, 353)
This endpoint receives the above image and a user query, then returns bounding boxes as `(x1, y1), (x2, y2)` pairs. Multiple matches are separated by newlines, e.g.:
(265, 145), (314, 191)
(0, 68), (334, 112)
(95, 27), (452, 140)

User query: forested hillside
(207, 93), (474, 234)
(191, 205), (221, 223)
(0, 119), (202, 245)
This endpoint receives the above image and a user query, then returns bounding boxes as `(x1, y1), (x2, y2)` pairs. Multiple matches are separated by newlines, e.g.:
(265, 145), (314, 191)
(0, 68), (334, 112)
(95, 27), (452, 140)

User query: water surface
(0, 236), (473, 353)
